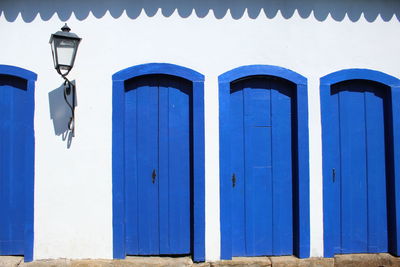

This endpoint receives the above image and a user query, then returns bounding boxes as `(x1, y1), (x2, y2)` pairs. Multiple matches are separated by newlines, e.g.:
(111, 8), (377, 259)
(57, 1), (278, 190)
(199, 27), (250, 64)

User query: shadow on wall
(48, 81), (77, 149)
(1, 0), (399, 23)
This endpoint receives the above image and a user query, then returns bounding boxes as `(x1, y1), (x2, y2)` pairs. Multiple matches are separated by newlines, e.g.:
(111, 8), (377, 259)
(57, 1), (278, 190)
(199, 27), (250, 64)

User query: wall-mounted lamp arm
(62, 76), (75, 135)
(50, 24), (81, 136)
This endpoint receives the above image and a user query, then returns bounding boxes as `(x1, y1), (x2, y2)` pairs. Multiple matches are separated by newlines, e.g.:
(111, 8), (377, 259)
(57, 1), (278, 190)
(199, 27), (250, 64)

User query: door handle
(332, 168), (336, 183)
(232, 173), (236, 188)
(152, 169), (156, 184)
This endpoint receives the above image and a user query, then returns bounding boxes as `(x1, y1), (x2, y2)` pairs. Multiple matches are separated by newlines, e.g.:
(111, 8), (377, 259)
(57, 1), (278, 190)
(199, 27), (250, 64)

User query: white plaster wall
(0, 1), (399, 261)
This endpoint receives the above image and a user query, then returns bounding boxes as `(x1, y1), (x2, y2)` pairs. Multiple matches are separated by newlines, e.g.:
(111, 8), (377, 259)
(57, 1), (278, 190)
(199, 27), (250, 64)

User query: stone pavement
(0, 253), (399, 267)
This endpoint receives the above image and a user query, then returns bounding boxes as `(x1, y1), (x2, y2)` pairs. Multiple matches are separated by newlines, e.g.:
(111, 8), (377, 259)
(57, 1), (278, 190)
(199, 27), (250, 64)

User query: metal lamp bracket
(62, 76), (76, 135)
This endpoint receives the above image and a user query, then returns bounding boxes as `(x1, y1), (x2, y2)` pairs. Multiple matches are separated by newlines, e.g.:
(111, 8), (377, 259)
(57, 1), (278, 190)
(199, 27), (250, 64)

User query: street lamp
(49, 24), (81, 134)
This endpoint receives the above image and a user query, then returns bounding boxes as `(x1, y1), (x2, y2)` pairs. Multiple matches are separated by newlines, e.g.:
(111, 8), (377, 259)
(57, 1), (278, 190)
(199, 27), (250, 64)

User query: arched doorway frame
(112, 63), (205, 261)
(218, 65), (310, 259)
(0, 65), (36, 262)
(320, 68), (400, 257)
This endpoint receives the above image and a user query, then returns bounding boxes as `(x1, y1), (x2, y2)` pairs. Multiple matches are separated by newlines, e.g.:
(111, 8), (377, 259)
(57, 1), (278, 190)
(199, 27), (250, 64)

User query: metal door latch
(152, 169), (156, 184)
(232, 173), (236, 188)
(332, 168), (336, 183)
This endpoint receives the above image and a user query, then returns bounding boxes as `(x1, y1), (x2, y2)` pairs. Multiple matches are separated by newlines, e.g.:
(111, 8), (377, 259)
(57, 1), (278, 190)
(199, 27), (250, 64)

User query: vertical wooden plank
(159, 76), (191, 254)
(230, 83), (246, 256)
(243, 79), (272, 256)
(364, 86), (388, 253)
(0, 82), (12, 254)
(192, 80), (205, 262)
(321, 84), (341, 257)
(219, 81), (232, 260)
(124, 78), (139, 254)
(137, 78), (159, 254)
(339, 85), (368, 253)
(271, 79), (293, 255)
(295, 83), (310, 258)
(11, 84), (26, 255)
(169, 77), (190, 253)
(158, 77), (170, 254)
(112, 79), (126, 259)
(390, 86), (400, 256)
(24, 79), (34, 262)
(383, 84), (399, 256)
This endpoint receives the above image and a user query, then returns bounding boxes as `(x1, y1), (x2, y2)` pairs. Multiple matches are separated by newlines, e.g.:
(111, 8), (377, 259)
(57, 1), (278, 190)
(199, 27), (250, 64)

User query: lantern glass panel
(54, 38), (79, 70)
(51, 40), (57, 68)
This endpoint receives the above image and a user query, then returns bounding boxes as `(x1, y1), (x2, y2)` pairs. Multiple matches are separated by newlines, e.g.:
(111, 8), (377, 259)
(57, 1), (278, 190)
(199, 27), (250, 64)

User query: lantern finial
(61, 23), (71, 32)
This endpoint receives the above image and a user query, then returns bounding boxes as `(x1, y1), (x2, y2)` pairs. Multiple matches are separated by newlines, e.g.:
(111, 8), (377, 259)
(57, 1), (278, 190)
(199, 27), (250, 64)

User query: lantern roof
(49, 24), (81, 43)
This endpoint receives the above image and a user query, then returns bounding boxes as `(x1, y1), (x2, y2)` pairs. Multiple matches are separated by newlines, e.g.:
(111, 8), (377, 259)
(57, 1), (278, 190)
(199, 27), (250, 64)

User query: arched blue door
(0, 65), (36, 261)
(219, 65), (310, 259)
(321, 69), (400, 257)
(112, 63), (205, 261)
(124, 74), (191, 254)
(331, 80), (389, 253)
(230, 76), (295, 256)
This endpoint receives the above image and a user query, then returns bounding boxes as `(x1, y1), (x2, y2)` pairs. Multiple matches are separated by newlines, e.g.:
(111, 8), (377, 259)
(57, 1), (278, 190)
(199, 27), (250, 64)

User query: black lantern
(49, 24), (81, 76)
(50, 24), (81, 135)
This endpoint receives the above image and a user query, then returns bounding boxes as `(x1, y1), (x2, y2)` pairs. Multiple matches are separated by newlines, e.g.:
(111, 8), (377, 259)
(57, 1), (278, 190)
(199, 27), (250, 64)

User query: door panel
(0, 75), (29, 255)
(124, 75), (191, 255)
(243, 80), (273, 256)
(330, 80), (389, 254)
(271, 82), (293, 255)
(136, 80), (159, 254)
(158, 79), (170, 254)
(339, 88), (368, 253)
(365, 91), (388, 252)
(230, 76), (295, 256)
(230, 85), (246, 256)
(158, 76), (191, 254)
(124, 78), (139, 253)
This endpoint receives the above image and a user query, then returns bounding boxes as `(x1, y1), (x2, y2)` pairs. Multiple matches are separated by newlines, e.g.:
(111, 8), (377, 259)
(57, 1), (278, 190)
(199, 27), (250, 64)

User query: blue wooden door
(0, 75), (31, 255)
(327, 80), (390, 254)
(230, 76), (295, 256)
(124, 74), (191, 255)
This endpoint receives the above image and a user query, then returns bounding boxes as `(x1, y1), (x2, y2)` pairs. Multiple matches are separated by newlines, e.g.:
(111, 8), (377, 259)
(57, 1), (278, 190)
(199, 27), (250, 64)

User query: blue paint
(112, 63), (205, 261)
(0, 65), (36, 262)
(364, 88), (389, 253)
(128, 76), (160, 254)
(219, 65), (310, 259)
(320, 69), (400, 257)
(230, 78), (294, 256)
(229, 83), (246, 256)
(270, 81), (295, 256)
(113, 63), (204, 82)
(124, 75), (191, 255)
(158, 76), (191, 253)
